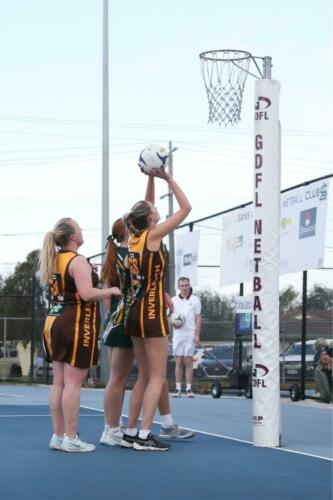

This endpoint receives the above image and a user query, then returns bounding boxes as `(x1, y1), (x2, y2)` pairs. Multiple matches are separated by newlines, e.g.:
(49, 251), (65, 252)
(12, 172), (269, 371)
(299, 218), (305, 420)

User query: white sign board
(220, 179), (330, 286)
(175, 231), (200, 286)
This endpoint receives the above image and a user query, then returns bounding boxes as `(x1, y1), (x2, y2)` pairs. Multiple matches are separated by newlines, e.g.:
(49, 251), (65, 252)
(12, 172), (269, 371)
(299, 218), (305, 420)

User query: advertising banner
(220, 179), (330, 286)
(175, 231), (200, 286)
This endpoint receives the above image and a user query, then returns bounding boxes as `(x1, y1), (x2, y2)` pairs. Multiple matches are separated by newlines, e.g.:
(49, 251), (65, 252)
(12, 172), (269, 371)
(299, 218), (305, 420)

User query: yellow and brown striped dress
(126, 229), (169, 338)
(42, 250), (100, 368)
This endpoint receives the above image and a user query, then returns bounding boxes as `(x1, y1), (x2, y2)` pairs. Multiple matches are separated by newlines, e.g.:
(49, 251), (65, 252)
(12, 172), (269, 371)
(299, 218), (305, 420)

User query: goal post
(253, 78), (282, 447)
(199, 50), (282, 447)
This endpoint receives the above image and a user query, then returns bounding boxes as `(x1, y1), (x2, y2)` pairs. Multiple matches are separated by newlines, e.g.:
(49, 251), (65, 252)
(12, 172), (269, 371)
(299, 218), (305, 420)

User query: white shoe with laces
(100, 429), (123, 447)
(61, 434), (95, 452)
(49, 433), (64, 450)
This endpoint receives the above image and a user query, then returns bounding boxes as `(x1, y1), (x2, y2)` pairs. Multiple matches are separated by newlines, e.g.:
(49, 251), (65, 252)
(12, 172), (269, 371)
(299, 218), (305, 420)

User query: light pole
(160, 141), (177, 296)
(101, 0), (109, 254)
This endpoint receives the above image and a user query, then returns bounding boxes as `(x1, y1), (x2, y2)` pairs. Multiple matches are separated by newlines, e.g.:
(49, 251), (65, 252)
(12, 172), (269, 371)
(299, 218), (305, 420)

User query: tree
(279, 286), (299, 314)
(196, 290), (234, 322)
(0, 250), (46, 344)
(307, 284), (333, 310)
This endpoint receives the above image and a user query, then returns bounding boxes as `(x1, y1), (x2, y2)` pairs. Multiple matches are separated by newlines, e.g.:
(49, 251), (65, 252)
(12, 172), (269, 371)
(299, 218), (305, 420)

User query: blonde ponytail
(38, 217), (75, 285)
(39, 231), (57, 285)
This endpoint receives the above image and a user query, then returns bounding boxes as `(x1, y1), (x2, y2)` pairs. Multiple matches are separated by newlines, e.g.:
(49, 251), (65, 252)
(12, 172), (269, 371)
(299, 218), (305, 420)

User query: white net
(200, 50), (251, 127)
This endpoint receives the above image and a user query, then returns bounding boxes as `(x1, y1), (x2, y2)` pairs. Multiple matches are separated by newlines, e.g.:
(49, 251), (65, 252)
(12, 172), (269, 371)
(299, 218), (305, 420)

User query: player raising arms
(122, 168), (191, 451)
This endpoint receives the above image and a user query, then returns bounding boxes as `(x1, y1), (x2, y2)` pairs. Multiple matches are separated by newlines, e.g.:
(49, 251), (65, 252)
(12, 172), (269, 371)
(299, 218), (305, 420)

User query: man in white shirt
(171, 277), (202, 398)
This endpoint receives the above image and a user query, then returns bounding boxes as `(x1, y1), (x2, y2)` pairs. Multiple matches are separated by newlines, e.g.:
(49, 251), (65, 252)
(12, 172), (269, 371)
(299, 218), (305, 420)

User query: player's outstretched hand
(149, 166), (171, 181)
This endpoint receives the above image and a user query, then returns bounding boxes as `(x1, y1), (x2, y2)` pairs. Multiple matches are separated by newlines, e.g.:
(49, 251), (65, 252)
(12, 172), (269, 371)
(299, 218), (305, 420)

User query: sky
(0, 0), (332, 294)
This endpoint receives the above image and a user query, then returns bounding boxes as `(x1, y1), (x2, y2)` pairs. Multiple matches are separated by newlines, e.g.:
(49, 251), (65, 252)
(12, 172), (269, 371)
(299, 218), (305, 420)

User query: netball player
(39, 218), (121, 452)
(100, 216), (194, 447)
(122, 169), (191, 451)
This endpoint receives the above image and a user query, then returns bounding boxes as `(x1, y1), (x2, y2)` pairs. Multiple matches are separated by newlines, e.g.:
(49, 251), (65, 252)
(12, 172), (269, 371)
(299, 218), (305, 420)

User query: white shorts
(172, 335), (195, 357)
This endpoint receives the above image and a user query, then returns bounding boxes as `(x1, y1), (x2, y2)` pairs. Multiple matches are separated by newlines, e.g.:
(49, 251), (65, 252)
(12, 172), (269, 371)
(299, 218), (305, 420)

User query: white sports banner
(220, 206), (253, 286)
(175, 230), (200, 286)
(252, 79), (281, 447)
(280, 179), (329, 273)
(220, 179), (330, 286)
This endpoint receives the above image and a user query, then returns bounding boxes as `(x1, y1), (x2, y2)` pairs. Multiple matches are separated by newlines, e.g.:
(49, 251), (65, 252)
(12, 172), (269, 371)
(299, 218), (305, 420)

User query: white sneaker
(49, 433), (64, 450)
(100, 429), (123, 447)
(61, 434), (95, 453)
(100, 429), (107, 444)
(160, 424), (195, 439)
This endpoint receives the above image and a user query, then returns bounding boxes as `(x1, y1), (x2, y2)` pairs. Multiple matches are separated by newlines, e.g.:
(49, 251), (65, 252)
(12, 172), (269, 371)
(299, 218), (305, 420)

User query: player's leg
(104, 346), (134, 427)
(133, 336), (170, 451)
(101, 346), (134, 446)
(158, 380), (195, 439)
(121, 337), (149, 448)
(140, 336), (168, 429)
(49, 360), (65, 449)
(61, 363), (95, 452)
(62, 364), (88, 437)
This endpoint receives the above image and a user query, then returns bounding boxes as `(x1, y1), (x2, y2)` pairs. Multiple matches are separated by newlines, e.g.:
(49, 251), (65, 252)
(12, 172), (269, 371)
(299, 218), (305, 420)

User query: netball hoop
(199, 48), (281, 449)
(199, 49), (272, 126)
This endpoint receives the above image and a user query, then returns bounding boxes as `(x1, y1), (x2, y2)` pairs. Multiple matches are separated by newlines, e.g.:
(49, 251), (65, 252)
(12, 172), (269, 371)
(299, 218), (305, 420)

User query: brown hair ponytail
(101, 218), (127, 287)
(124, 200), (151, 236)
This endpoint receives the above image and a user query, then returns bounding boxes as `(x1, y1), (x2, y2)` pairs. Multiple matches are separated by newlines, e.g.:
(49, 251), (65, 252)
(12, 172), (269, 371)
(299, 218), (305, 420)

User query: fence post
(30, 276), (36, 383)
(300, 270), (307, 399)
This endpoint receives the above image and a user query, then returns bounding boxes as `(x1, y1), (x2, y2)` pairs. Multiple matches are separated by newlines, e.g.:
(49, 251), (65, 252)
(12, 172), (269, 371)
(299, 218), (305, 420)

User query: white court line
(81, 404), (333, 462)
(0, 393), (24, 398)
(0, 413), (103, 418)
(2, 403), (331, 462)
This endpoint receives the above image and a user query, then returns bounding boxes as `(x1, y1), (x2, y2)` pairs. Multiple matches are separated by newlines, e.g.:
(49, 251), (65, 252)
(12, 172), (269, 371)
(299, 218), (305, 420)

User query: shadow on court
(0, 403), (332, 500)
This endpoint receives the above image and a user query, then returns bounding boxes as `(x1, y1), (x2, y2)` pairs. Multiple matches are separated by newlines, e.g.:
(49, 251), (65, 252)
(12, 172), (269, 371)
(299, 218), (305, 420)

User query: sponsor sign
(220, 179), (329, 286)
(175, 231), (200, 286)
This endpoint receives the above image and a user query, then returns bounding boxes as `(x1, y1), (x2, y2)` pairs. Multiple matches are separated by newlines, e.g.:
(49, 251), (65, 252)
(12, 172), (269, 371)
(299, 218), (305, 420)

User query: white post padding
(252, 79), (282, 447)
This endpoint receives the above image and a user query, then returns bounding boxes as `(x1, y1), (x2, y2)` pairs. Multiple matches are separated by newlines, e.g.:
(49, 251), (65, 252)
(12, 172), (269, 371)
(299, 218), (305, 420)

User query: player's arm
(102, 289), (111, 319)
(148, 168), (191, 242)
(70, 256), (121, 302)
(165, 292), (173, 315)
(145, 175), (155, 204)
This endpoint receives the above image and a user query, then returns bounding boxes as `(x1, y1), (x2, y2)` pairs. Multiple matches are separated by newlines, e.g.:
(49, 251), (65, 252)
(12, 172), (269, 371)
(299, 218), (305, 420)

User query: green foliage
(196, 290), (234, 322)
(279, 286), (299, 313)
(307, 285), (333, 310)
(0, 250), (46, 343)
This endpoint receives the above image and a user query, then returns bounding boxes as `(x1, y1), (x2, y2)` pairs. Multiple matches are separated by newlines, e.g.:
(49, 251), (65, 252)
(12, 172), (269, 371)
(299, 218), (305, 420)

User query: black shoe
(121, 433), (136, 448)
(133, 433), (171, 451)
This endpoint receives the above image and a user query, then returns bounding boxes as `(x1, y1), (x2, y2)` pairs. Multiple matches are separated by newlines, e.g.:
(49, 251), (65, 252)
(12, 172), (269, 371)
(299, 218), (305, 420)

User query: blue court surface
(1, 385), (332, 500)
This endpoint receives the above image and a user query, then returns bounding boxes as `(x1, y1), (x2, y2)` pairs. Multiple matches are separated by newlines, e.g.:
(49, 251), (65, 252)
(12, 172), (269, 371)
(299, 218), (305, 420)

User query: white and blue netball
(171, 313), (185, 328)
(138, 144), (169, 173)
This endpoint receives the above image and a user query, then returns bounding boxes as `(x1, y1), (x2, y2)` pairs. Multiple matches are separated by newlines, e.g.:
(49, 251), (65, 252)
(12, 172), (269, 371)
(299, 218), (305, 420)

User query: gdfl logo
(252, 363), (269, 388)
(255, 96), (271, 121)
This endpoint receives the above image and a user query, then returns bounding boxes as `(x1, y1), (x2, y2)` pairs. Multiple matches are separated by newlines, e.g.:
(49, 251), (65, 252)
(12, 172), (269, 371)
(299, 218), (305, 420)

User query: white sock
(186, 384), (192, 391)
(176, 383), (181, 391)
(138, 429), (150, 439)
(160, 413), (173, 428)
(110, 426), (120, 433)
(126, 428), (137, 437)
(104, 424), (110, 431)
(119, 416), (124, 427)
